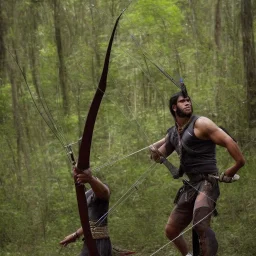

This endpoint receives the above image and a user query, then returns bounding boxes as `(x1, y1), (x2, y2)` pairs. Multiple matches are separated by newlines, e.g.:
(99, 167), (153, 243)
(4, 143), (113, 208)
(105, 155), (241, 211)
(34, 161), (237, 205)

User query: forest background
(0, 0), (255, 255)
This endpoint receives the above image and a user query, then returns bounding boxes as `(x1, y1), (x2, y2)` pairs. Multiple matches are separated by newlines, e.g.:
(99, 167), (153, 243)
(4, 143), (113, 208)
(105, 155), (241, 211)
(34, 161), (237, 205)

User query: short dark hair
(169, 91), (184, 117)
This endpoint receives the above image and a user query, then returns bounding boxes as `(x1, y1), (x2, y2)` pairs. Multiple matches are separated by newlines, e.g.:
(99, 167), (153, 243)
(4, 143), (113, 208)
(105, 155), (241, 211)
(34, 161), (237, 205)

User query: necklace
(176, 117), (192, 134)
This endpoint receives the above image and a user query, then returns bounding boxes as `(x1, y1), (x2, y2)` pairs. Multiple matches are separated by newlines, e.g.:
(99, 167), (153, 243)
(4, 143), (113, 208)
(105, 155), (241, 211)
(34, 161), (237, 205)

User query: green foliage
(0, 0), (255, 255)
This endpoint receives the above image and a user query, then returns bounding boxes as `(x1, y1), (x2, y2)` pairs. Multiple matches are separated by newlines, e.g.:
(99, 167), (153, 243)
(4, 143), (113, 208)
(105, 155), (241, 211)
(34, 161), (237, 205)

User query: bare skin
(151, 96), (245, 176)
(150, 95), (245, 255)
(149, 137), (167, 162)
(74, 168), (110, 200)
(59, 167), (110, 247)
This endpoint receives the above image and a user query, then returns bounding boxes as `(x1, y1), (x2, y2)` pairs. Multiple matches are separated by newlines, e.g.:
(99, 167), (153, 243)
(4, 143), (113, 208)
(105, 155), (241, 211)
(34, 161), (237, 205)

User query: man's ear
(172, 104), (177, 112)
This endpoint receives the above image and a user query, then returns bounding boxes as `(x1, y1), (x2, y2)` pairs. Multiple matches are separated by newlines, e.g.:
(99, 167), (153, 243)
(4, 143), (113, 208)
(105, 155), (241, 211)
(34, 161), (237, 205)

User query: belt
(90, 221), (109, 239)
(186, 172), (218, 183)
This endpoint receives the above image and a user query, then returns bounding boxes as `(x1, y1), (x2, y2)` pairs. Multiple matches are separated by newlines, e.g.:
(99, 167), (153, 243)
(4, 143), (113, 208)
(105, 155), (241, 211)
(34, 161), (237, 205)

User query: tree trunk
(214, 0), (221, 50)
(89, 0), (101, 85)
(8, 59), (22, 184)
(0, 0), (6, 80)
(53, 0), (69, 115)
(188, 0), (199, 87)
(241, 0), (256, 127)
(29, 1), (41, 96)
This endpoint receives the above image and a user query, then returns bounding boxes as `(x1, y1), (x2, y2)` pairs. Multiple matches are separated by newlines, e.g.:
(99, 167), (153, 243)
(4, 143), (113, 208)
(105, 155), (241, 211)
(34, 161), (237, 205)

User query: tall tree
(8, 56), (22, 184)
(53, 0), (69, 115)
(0, 0), (6, 80)
(29, 0), (41, 97)
(241, 0), (256, 127)
(214, 0), (221, 50)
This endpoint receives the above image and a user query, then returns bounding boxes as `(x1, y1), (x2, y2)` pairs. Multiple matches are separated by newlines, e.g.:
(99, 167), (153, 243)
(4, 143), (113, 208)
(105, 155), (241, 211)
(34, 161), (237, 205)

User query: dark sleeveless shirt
(167, 115), (218, 174)
(86, 188), (109, 226)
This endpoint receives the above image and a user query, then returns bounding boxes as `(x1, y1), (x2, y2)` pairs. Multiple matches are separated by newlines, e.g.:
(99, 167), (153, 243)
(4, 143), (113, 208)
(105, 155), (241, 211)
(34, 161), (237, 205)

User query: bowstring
(7, 48), (73, 162)
(92, 145), (149, 172)
(7, 1), (248, 255)
(94, 162), (157, 226)
(83, 8), (188, 245)
(150, 208), (216, 255)
(113, 9), (231, 255)
(90, 77), (174, 230)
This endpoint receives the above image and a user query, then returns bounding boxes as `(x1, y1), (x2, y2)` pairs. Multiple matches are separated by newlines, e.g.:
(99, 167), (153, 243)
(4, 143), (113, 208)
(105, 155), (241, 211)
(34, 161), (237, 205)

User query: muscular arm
(59, 225), (84, 245)
(195, 117), (245, 176)
(60, 169), (110, 246)
(152, 137), (166, 149)
(74, 168), (110, 200)
(88, 176), (110, 200)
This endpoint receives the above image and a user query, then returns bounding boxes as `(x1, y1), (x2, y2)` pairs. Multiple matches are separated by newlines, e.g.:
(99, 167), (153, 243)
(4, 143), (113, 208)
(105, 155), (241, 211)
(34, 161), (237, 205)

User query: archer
(60, 167), (112, 255)
(150, 86), (245, 256)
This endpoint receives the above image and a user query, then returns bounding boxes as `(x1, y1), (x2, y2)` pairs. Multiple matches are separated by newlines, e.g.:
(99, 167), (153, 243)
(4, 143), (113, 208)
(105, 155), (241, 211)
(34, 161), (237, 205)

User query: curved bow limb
(74, 11), (125, 256)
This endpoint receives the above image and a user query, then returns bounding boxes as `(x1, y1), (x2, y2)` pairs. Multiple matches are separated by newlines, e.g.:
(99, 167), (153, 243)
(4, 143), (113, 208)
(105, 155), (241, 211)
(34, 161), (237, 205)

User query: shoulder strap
(180, 115), (203, 155)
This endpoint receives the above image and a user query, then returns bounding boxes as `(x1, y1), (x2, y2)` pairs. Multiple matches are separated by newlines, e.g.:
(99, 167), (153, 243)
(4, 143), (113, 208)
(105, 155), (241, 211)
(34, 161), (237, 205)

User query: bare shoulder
(195, 116), (217, 128)
(194, 116), (219, 139)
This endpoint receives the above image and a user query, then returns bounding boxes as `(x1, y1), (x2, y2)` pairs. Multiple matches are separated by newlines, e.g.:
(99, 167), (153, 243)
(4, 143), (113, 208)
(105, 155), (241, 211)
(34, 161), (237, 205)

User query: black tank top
(167, 115), (218, 174)
(86, 188), (109, 226)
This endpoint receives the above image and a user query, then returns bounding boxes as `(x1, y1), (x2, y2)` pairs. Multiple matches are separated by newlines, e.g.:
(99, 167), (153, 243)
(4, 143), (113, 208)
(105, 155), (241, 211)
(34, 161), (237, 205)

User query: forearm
(152, 137), (166, 149)
(157, 143), (169, 157)
(150, 142), (173, 163)
(75, 227), (83, 238)
(60, 227), (83, 245)
(88, 176), (110, 200)
(74, 168), (110, 200)
(225, 142), (245, 176)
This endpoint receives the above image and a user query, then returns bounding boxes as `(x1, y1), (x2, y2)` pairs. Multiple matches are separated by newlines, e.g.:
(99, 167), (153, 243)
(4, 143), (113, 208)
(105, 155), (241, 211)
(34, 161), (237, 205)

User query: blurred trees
(0, 0), (255, 255)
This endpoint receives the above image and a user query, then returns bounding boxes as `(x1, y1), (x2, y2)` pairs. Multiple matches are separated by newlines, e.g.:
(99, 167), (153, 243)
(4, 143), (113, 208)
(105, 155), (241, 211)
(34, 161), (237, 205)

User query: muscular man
(150, 89), (245, 256)
(60, 168), (112, 256)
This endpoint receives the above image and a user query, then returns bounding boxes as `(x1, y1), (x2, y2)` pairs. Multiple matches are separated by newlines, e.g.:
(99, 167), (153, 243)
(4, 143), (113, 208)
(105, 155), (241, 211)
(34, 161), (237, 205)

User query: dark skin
(59, 167), (110, 247)
(150, 96), (245, 255)
(151, 96), (245, 176)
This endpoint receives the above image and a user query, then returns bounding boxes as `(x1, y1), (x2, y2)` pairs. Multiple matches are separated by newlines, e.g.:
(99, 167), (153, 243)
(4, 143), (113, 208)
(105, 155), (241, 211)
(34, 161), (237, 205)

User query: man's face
(173, 96), (193, 118)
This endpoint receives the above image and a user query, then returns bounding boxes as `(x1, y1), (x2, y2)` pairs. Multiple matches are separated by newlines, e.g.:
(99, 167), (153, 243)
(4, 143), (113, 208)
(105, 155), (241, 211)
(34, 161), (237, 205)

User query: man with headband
(150, 84), (245, 256)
